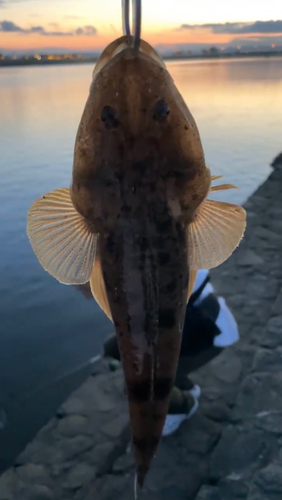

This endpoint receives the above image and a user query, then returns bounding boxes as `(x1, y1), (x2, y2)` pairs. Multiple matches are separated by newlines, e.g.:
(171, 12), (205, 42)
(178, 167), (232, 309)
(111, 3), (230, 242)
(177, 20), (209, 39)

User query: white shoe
(189, 384), (201, 399)
(162, 398), (199, 437)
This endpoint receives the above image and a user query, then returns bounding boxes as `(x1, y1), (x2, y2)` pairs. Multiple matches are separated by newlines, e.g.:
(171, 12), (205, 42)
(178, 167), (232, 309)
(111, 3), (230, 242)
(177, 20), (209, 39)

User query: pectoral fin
(210, 183), (238, 192)
(89, 255), (113, 321)
(187, 199), (246, 271)
(27, 188), (97, 285)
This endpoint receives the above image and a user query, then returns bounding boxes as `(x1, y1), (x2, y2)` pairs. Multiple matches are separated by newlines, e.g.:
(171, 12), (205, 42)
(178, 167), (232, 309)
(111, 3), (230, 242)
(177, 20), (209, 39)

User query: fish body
(27, 35), (246, 488)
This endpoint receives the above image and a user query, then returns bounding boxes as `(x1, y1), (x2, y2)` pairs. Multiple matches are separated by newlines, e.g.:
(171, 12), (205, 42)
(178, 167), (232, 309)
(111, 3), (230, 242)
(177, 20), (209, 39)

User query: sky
(0, 0), (282, 53)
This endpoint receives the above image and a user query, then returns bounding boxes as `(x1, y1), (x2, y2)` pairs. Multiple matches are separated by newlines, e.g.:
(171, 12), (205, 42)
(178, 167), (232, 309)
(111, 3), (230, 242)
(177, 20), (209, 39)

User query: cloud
(0, 19), (97, 36)
(0, 20), (24, 31)
(180, 20), (282, 35)
(75, 25), (97, 36)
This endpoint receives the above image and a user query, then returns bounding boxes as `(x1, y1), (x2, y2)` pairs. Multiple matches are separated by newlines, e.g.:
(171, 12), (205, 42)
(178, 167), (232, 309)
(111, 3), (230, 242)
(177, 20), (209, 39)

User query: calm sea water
(0, 57), (281, 468)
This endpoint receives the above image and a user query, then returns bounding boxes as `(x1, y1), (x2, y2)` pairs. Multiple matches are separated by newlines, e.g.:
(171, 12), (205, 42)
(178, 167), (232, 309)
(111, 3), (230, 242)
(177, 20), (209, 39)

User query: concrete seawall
(1, 155), (282, 500)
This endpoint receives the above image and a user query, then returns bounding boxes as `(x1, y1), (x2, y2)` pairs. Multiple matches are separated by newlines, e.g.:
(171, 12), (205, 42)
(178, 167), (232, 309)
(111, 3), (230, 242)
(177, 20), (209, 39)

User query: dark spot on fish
(158, 252), (170, 266)
(101, 105), (119, 129)
(153, 412), (164, 422)
(164, 280), (177, 293)
(153, 99), (170, 121)
(117, 144), (124, 158)
(121, 205), (131, 213)
(106, 233), (115, 252)
(127, 379), (151, 403)
(43, 196), (45, 199)
(184, 125), (189, 130)
(133, 435), (159, 452)
(154, 377), (173, 400)
(105, 180), (115, 187)
(158, 308), (176, 328)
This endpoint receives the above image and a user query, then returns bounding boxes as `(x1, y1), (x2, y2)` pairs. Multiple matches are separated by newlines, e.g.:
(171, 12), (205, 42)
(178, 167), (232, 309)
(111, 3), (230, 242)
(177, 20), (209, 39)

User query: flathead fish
(27, 35), (246, 489)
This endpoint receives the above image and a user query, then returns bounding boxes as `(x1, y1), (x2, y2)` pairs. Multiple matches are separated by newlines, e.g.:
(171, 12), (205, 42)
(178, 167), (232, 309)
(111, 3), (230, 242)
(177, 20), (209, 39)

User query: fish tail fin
(128, 377), (174, 488)
(135, 467), (147, 493)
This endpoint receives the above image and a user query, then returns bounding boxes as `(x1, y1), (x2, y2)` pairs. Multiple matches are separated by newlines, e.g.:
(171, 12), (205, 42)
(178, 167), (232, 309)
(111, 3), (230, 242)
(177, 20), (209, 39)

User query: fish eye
(101, 105), (119, 129)
(153, 99), (170, 121)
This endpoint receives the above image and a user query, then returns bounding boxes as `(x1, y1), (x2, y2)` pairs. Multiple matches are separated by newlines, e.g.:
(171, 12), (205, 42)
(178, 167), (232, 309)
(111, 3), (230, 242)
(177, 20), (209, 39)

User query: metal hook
(122, 0), (142, 51)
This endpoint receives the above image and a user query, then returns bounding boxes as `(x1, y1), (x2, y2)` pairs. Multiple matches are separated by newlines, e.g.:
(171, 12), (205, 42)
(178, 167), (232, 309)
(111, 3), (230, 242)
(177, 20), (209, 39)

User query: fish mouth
(92, 35), (166, 80)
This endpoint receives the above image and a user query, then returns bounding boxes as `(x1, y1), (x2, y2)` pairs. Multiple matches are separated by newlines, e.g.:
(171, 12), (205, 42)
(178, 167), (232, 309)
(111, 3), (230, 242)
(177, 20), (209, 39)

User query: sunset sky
(0, 0), (282, 52)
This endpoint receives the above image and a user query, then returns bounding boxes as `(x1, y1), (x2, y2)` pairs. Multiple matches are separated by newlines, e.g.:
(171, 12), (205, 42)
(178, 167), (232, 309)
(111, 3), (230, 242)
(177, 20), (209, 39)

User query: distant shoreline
(1, 51), (282, 68)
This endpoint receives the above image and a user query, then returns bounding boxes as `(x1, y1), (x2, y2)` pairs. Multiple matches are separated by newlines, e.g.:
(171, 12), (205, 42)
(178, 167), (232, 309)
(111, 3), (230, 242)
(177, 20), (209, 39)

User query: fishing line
(122, 0), (142, 51)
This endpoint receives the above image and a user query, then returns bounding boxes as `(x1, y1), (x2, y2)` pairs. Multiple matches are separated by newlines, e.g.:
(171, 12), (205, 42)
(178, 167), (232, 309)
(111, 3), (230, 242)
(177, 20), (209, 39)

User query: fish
(26, 35), (246, 490)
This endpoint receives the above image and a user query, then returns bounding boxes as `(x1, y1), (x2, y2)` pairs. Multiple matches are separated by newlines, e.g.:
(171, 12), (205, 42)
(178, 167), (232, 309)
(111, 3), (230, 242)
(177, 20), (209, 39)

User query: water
(0, 57), (281, 468)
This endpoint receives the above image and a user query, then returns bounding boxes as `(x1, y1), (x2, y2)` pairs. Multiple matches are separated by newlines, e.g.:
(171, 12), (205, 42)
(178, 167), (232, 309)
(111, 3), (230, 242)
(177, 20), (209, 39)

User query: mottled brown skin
(70, 37), (211, 486)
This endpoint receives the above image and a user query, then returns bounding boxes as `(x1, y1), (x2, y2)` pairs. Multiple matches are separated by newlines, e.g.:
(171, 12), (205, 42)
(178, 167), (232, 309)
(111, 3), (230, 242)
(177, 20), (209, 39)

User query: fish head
(71, 36), (211, 233)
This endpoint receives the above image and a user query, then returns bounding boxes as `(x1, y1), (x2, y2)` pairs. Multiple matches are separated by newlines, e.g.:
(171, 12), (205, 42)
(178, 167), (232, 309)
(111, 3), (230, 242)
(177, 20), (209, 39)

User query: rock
(238, 250), (264, 267)
(252, 348), (282, 373)
(57, 415), (89, 437)
(271, 152), (282, 169)
(196, 480), (249, 500)
(59, 397), (87, 416)
(144, 462), (202, 499)
(16, 463), (50, 485)
(0, 469), (22, 500)
(255, 463), (282, 494)
(113, 452), (134, 473)
(15, 441), (65, 466)
(254, 227), (281, 244)
(62, 462), (95, 490)
(245, 276), (268, 297)
(218, 478), (249, 499)
(255, 410), (282, 435)
(178, 414), (221, 455)
(258, 316), (282, 348)
(210, 427), (268, 480)
(210, 354), (242, 384)
(156, 485), (191, 500)
(272, 291), (282, 316)
(195, 485), (222, 500)
(237, 373), (282, 419)
(51, 461), (72, 477)
(201, 401), (232, 422)
(94, 474), (131, 500)
(15, 485), (54, 500)
(101, 414), (128, 439)
(60, 435), (95, 461)
(84, 442), (114, 467)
